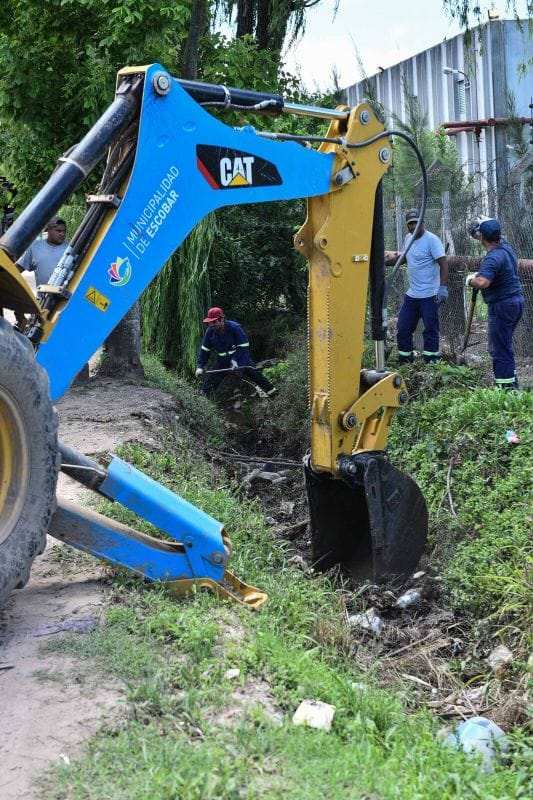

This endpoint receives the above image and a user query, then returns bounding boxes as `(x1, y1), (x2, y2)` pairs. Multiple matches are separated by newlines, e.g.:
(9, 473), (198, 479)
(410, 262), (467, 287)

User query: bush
(388, 368), (532, 623)
(254, 331), (309, 456)
(142, 353), (226, 448)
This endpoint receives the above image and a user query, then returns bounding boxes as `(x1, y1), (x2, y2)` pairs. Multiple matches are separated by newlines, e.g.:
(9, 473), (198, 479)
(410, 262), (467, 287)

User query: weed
(141, 352), (226, 446)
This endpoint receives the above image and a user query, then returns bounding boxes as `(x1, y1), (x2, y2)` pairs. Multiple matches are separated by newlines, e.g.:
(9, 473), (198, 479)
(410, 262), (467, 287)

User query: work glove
(230, 359), (239, 371)
(437, 285), (448, 304)
(195, 367), (204, 377)
(465, 272), (478, 288)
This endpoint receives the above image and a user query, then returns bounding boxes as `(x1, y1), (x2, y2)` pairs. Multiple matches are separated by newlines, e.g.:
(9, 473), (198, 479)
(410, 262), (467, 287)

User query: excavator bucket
(304, 453), (428, 584)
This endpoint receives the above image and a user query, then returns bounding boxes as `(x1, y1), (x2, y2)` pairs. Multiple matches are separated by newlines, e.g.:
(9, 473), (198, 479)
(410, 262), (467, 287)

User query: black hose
(369, 181), (386, 341)
(346, 129), (428, 342)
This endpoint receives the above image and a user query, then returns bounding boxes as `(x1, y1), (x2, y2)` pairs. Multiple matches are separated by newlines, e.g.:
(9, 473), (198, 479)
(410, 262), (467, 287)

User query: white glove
(195, 367), (204, 377)
(465, 272), (478, 288)
(230, 359), (239, 370)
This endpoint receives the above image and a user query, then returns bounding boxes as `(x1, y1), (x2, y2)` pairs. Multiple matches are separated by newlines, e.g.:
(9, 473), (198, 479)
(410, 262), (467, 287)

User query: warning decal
(85, 286), (110, 312)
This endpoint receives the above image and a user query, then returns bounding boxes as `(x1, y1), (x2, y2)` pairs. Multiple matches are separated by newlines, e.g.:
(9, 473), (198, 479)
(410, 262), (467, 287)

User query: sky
(282, 0), (513, 91)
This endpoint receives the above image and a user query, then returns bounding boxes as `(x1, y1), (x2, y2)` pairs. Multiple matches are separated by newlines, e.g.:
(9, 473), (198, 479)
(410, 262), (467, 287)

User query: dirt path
(0, 377), (176, 800)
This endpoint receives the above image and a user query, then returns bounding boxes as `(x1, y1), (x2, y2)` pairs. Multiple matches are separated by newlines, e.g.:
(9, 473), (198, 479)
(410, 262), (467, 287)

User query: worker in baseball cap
(196, 307), (277, 397)
(467, 215), (494, 240)
(466, 218), (524, 389)
(391, 208), (448, 364)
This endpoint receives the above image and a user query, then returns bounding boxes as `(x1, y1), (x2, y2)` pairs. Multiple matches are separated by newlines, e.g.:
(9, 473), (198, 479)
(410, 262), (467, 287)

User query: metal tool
(462, 287), (479, 352)
(203, 365), (265, 375)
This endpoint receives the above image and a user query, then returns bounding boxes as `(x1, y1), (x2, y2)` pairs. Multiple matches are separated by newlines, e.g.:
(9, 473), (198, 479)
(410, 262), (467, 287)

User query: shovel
(461, 287), (479, 353)
(202, 365), (267, 375)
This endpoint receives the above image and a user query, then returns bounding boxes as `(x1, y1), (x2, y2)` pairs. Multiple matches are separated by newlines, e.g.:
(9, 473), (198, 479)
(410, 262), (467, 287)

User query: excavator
(0, 64), (428, 610)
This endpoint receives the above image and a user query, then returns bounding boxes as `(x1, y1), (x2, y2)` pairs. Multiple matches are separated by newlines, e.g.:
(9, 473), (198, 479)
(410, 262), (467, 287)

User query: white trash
(445, 716), (508, 772)
(395, 589), (422, 609)
(348, 607), (383, 635)
(224, 668), (240, 680)
(292, 699), (336, 731)
(486, 645), (513, 675)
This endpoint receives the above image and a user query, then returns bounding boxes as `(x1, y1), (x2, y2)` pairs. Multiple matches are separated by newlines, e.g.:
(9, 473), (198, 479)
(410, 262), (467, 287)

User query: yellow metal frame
(0, 249), (43, 317)
(168, 570), (267, 610)
(0, 385), (29, 545)
(296, 104), (404, 474)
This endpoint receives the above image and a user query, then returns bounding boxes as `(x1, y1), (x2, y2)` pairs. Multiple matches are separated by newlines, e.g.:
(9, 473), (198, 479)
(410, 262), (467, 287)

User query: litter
(444, 716), (508, 772)
(348, 607), (383, 635)
(292, 699), (335, 731)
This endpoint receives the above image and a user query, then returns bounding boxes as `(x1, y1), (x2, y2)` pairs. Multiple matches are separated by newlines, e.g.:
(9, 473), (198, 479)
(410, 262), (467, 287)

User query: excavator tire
(0, 318), (58, 608)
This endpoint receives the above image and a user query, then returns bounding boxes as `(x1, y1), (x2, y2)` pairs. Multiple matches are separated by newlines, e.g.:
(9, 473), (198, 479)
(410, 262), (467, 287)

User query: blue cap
(479, 219), (501, 239)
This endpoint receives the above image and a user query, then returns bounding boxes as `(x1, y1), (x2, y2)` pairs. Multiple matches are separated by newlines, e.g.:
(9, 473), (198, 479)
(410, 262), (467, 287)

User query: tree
(221, 0), (325, 52)
(99, 304), (144, 378)
(442, 1), (531, 28)
(0, 1), (191, 203)
(181, 0), (210, 79)
(0, 0), (193, 380)
(386, 82), (466, 204)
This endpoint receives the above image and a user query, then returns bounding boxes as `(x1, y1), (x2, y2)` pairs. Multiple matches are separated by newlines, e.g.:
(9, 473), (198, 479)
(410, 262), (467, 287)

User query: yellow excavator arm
(297, 104), (407, 474)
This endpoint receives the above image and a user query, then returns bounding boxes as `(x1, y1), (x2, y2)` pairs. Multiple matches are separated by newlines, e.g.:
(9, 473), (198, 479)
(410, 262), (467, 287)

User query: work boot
(495, 378), (519, 391)
(398, 351), (414, 364)
(423, 352), (441, 364)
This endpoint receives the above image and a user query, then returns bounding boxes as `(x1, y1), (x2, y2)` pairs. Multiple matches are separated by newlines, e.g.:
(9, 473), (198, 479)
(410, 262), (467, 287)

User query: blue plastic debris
(445, 716), (508, 772)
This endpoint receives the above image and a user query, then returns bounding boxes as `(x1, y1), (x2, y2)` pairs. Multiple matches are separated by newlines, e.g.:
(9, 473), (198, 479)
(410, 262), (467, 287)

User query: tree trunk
(99, 303), (144, 379)
(236, 0), (254, 37)
(256, 0), (271, 50)
(180, 0), (208, 80)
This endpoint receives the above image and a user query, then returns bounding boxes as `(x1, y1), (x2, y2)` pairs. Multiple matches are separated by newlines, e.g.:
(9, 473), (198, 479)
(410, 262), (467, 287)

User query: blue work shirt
(198, 320), (254, 368)
(477, 241), (524, 304)
(404, 231), (445, 299)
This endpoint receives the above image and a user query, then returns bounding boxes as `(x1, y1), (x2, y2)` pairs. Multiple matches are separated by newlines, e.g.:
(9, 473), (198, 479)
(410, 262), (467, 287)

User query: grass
(41, 411), (531, 799)
(141, 351), (226, 447)
(388, 363), (532, 632)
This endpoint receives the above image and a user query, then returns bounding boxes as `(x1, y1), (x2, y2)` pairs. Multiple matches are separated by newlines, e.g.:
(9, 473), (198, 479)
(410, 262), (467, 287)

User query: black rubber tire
(0, 318), (59, 607)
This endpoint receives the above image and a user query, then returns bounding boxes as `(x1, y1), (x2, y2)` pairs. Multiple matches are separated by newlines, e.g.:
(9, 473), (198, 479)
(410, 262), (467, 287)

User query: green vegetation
(389, 364), (532, 631)
(258, 350), (532, 638)
(142, 351), (226, 446)
(42, 416), (530, 799)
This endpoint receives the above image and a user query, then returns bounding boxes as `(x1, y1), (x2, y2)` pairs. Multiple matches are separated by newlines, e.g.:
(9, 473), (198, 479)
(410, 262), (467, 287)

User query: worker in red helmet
(196, 307), (277, 397)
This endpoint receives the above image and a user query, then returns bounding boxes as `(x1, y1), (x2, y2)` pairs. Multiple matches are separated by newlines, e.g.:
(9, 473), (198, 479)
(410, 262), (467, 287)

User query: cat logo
(220, 156), (255, 187)
(197, 145), (282, 190)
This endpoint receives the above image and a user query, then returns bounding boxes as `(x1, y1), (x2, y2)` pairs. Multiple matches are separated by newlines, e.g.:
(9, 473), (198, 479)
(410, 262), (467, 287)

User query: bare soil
(0, 377), (177, 800)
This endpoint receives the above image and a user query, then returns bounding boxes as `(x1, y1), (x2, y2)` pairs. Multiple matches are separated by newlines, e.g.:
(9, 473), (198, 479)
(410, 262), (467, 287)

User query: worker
(391, 209), (448, 364)
(13, 217), (68, 329)
(195, 307), (277, 397)
(16, 216), (68, 286)
(466, 218), (524, 390)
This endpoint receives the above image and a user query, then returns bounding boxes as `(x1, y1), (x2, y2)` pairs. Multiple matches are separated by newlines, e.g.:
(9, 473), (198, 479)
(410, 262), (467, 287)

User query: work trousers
(397, 294), (440, 363)
(488, 296), (524, 389)
(203, 365), (275, 396)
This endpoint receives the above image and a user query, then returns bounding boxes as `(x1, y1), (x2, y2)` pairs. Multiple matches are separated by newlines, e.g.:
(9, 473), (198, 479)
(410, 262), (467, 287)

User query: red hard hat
(203, 306), (224, 323)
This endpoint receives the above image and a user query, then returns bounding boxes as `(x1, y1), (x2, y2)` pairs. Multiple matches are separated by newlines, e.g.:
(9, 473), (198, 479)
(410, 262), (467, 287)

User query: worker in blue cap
(466, 218), (524, 389)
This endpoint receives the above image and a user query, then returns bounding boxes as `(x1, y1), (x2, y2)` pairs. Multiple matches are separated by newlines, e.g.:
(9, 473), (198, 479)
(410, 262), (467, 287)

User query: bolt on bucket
(304, 452), (428, 583)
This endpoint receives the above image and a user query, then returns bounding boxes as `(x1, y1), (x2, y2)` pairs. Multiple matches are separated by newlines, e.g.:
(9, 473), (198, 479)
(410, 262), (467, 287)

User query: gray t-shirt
(16, 239), (69, 287)
(404, 231), (445, 299)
